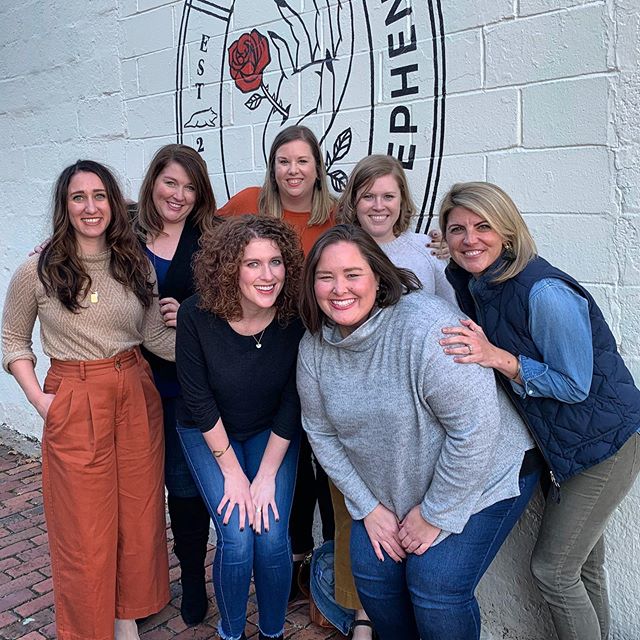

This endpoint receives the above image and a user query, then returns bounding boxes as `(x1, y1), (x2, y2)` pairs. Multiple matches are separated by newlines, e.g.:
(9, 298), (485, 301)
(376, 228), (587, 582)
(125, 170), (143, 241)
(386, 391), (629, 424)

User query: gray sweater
(381, 231), (456, 305)
(297, 289), (534, 537)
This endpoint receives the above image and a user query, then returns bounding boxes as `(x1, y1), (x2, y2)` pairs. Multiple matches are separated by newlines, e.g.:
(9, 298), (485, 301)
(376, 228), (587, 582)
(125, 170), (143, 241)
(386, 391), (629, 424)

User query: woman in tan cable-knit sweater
(1, 160), (174, 640)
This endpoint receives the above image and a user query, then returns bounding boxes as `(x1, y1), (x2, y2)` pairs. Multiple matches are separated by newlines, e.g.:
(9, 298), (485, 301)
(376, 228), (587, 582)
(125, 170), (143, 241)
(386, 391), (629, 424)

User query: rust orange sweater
(218, 187), (334, 255)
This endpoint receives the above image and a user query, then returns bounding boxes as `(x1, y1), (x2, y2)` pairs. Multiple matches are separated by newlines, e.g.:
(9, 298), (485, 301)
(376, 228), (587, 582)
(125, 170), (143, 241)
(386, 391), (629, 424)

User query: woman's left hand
(439, 318), (499, 368)
(426, 229), (450, 260)
(159, 297), (180, 328)
(250, 472), (279, 535)
(398, 506), (441, 555)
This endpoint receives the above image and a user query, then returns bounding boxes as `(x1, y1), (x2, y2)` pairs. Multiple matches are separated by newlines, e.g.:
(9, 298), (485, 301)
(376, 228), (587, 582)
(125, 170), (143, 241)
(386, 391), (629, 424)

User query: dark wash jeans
(177, 424), (300, 640)
(350, 468), (540, 640)
(162, 396), (200, 498)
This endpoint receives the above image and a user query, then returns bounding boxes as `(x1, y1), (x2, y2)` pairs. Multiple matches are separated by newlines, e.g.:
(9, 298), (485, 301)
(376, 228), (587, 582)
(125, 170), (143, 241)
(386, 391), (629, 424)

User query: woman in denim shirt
(438, 181), (640, 640)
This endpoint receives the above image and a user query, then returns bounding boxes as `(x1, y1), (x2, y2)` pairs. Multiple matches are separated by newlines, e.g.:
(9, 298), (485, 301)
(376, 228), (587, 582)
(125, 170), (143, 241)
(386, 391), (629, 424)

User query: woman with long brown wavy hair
(1, 160), (174, 640)
(175, 215), (304, 640)
(133, 143), (222, 625)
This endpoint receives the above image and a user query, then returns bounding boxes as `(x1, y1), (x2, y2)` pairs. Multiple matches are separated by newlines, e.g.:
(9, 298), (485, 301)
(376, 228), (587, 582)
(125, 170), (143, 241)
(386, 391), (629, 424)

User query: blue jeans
(350, 469), (540, 640)
(177, 424), (299, 640)
(162, 396), (200, 498)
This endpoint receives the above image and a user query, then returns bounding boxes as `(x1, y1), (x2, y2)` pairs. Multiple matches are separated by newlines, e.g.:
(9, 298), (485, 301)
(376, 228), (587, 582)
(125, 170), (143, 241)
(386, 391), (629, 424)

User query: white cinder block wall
(1, 2), (638, 638)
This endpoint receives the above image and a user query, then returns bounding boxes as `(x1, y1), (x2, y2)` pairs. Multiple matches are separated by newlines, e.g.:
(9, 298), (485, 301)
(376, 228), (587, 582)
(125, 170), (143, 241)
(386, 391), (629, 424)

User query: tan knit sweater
(1, 251), (175, 372)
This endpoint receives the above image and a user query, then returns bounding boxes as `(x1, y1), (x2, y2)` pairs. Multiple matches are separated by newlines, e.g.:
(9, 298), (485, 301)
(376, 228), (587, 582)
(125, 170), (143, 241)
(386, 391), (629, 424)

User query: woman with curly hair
(175, 215), (304, 640)
(134, 144), (221, 625)
(218, 125), (336, 597)
(1, 160), (174, 640)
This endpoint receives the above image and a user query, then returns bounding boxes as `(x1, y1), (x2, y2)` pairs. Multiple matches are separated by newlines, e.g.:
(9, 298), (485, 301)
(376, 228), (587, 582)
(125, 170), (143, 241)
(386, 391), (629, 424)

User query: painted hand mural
(175, 0), (445, 220)
(226, 0), (354, 189)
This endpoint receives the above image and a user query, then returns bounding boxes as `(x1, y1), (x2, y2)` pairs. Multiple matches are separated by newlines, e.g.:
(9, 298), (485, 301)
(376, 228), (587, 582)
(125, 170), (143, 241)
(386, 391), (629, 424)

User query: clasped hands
(216, 468), (278, 535)
(364, 503), (441, 562)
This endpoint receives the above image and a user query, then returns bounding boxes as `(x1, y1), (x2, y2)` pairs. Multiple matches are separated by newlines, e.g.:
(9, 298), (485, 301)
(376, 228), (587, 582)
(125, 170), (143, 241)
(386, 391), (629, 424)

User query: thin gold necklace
(252, 327), (267, 349)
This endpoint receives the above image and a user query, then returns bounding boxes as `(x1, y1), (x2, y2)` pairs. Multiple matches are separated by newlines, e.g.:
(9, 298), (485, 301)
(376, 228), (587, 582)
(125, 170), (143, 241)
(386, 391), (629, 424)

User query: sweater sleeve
(271, 361), (302, 440)
(175, 302), (221, 432)
(418, 321), (503, 534)
(431, 257), (457, 306)
(2, 260), (39, 373)
(297, 338), (379, 520)
(140, 277), (176, 362)
(217, 187), (260, 217)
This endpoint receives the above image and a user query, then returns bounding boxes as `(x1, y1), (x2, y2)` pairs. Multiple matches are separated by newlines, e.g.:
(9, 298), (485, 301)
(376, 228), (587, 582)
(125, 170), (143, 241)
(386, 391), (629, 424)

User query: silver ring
(467, 344), (473, 354)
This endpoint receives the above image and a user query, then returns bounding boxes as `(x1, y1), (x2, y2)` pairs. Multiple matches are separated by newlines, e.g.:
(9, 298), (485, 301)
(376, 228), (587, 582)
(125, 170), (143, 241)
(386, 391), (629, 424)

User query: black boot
(168, 494), (210, 625)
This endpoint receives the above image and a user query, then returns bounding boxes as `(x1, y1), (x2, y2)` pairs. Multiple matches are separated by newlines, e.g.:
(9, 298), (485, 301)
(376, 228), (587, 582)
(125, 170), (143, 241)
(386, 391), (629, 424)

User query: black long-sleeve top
(176, 294), (304, 441)
(139, 215), (202, 391)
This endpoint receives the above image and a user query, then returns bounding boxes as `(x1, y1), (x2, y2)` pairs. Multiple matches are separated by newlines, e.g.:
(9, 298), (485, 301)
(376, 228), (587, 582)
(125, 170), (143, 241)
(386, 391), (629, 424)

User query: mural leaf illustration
(245, 94), (264, 110)
(325, 150), (331, 168)
(332, 128), (352, 163)
(325, 49), (334, 74)
(329, 169), (348, 193)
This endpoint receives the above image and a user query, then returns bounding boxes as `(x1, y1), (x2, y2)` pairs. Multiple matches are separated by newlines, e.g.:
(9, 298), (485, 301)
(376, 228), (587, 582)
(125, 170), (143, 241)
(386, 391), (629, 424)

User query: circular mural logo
(175, 0), (445, 231)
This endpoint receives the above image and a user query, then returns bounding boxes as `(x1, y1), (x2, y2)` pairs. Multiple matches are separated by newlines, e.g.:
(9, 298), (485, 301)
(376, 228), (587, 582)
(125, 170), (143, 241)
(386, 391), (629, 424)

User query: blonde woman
(439, 181), (640, 640)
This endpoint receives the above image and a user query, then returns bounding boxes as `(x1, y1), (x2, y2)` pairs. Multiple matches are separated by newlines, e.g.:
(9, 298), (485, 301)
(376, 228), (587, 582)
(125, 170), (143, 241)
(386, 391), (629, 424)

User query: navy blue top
(145, 247), (181, 397)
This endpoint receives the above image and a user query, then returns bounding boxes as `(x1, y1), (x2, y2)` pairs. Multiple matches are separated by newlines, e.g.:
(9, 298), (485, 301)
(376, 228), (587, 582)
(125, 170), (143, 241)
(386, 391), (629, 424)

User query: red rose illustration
(228, 30), (271, 93)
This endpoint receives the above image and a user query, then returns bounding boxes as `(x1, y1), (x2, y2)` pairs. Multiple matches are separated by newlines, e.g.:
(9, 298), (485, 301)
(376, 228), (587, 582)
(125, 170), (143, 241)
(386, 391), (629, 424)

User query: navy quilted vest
(447, 256), (640, 484)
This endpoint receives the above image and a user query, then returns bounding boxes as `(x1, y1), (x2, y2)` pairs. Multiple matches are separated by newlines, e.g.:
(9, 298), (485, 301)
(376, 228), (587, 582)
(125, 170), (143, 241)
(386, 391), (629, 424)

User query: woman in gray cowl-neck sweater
(297, 225), (540, 640)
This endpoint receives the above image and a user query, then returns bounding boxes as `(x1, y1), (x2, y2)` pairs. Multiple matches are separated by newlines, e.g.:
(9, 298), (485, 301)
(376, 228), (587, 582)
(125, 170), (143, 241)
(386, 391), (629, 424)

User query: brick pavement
(0, 443), (343, 640)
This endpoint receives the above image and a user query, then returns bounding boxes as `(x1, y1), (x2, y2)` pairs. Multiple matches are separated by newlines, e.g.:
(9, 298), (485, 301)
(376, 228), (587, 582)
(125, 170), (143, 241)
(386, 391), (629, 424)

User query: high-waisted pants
(41, 348), (170, 640)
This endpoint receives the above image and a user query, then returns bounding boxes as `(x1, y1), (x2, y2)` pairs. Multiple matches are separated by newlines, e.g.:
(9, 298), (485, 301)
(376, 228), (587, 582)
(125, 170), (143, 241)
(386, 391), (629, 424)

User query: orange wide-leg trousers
(41, 348), (170, 640)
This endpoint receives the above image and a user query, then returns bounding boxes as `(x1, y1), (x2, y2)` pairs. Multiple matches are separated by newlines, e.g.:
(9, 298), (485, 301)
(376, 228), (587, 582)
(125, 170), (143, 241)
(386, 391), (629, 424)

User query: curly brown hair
(38, 160), (154, 312)
(194, 215), (303, 323)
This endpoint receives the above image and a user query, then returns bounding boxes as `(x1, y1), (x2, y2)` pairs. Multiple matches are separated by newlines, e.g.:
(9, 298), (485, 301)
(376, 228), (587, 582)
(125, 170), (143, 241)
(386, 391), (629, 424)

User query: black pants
(288, 432), (334, 554)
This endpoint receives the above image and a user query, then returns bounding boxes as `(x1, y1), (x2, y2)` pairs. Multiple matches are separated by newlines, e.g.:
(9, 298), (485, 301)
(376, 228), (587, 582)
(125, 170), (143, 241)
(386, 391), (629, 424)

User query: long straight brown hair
(38, 160), (154, 312)
(258, 125), (335, 226)
(136, 144), (220, 239)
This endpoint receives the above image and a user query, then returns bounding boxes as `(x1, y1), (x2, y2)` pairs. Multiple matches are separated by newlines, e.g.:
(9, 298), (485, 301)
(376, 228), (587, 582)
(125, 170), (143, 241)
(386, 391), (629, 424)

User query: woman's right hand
(363, 503), (406, 562)
(32, 392), (56, 421)
(217, 469), (255, 530)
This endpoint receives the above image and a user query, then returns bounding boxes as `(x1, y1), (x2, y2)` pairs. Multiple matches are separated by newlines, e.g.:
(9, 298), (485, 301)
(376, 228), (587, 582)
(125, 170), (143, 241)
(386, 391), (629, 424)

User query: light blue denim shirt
(508, 278), (592, 403)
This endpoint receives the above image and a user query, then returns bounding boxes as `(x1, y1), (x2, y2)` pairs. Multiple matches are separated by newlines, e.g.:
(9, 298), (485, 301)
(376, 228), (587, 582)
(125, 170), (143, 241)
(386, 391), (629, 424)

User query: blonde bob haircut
(439, 181), (537, 283)
(258, 125), (335, 226)
(336, 154), (415, 237)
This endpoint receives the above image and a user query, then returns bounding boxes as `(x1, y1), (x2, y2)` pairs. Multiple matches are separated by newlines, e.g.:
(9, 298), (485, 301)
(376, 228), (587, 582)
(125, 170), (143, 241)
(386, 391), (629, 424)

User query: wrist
(256, 469), (276, 482)
(27, 389), (46, 407)
(211, 441), (231, 458)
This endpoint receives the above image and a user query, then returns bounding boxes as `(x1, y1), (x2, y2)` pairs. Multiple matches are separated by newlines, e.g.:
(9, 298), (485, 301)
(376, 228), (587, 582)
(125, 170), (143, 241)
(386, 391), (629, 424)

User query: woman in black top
(134, 144), (221, 625)
(176, 215), (304, 640)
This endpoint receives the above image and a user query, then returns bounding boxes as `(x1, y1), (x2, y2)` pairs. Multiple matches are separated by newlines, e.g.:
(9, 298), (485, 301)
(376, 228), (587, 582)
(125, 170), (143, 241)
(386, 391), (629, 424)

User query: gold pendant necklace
(90, 291), (99, 304)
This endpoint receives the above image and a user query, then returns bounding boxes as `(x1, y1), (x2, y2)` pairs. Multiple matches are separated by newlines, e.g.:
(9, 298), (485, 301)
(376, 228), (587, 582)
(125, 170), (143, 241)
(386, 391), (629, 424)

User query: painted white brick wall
(1, 1), (639, 638)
